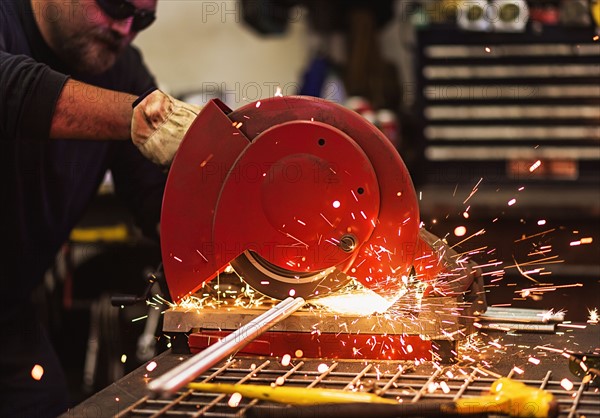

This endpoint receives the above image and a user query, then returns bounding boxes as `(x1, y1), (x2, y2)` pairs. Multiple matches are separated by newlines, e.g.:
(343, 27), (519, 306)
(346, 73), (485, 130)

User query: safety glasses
(95, 0), (156, 32)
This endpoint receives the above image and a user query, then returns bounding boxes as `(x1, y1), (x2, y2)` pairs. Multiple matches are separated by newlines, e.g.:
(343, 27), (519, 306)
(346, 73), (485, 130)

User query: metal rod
(147, 297), (305, 395)
(479, 322), (556, 333)
(480, 307), (565, 323)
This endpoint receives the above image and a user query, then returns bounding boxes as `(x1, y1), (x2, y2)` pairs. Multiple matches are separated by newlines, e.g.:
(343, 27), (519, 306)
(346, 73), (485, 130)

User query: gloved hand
(131, 89), (201, 166)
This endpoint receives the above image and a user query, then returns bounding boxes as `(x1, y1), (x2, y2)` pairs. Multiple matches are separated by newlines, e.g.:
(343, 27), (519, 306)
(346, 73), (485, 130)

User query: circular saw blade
(230, 250), (349, 300)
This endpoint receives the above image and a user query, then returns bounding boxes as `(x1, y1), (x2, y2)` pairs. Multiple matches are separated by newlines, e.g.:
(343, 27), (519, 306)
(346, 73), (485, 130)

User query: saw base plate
(163, 295), (474, 362)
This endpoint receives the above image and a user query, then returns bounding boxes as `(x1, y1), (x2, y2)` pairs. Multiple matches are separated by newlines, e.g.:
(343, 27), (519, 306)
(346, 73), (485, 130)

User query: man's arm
(1, 51), (199, 163)
(0, 51), (135, 141)
(50, 79), (137, 140)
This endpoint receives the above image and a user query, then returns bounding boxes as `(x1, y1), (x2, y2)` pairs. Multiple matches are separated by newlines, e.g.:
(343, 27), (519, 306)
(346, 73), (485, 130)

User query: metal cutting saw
(160, 96), (480, 305)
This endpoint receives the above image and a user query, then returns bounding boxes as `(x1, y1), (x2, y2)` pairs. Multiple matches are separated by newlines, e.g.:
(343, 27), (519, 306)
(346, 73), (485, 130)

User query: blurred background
(38, 0), (599, 406)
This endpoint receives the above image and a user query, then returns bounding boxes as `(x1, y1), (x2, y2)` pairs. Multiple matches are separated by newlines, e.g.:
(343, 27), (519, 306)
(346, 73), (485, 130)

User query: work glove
(131, 89), (201, 166)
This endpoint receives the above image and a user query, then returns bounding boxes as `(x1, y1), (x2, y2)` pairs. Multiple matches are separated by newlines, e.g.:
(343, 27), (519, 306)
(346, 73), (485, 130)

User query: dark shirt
(0, 0), (167, 305)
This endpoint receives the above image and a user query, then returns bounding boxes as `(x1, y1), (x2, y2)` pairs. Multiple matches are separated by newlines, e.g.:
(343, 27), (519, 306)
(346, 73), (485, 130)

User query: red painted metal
(188, 330), (433, 361)
(161, 96), (421, 302)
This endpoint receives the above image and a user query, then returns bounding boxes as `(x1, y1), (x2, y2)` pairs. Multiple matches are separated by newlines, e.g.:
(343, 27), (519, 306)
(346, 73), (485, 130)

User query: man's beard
(49, 25), (126, 75)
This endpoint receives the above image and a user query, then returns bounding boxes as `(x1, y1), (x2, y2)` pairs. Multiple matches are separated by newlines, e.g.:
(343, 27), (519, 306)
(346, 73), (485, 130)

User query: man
(0, 0), (197, 416)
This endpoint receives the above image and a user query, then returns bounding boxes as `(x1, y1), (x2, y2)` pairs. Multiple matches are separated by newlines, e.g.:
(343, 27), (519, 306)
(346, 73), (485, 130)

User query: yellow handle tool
(188, 382), (397, 405)
(188, 377), (558, 418)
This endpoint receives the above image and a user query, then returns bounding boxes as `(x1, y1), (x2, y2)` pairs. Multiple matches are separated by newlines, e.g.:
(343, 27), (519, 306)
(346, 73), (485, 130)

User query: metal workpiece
(480, 306), (566, 323)
(162, 296), (468, 338)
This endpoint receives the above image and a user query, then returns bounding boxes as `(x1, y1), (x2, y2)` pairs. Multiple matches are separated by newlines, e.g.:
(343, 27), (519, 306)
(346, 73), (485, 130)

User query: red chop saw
(160, 96), (472, 303)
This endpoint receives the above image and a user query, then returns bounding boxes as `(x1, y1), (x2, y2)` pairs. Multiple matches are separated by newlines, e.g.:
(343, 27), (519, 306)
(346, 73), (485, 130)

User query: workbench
(62, 323), (599, 418)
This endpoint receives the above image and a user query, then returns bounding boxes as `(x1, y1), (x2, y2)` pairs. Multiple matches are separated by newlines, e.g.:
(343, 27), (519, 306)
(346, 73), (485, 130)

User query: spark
(529, 160), (542, 172)
(508, 198), (517, 206)
(31, 364), (44, 381)
(517, 283), (583, 294)
(281, 354), (291, 366)
(571, 237), (593, 246)
(506, 255), (562, 269)
(274, 86), (283, 97)
(450, 228), (485, 249)
(528, 357), (540, 365)
(317, 363), (329, 373)
(228, 392), (243, 407)
(255, 101), (261, 108)
(454, 226), (467, 237)
(196, 249), (209, 262)
(561, 378), (574, 391)
(146, 361), (157, 372)
(463, 178), (483, 204)
(121, 354), (127, 364)
(284, 232), (309, 248)
(512, 256), (540, 283)
(588, 308), (599, 324)
(440, 381), (450, 394)
(514, 228), (556, 243)
(200, 154), (214, 168)
(485, 46), (491, 53)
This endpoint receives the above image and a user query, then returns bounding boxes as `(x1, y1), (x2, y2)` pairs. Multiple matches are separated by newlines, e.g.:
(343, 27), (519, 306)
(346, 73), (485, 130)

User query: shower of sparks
(132, 168), (599, 381)
(310, 282), (404, 316)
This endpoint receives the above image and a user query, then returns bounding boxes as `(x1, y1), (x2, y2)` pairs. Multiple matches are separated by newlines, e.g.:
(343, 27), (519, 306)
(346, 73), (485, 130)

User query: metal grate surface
(117, 357), (600, 418)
